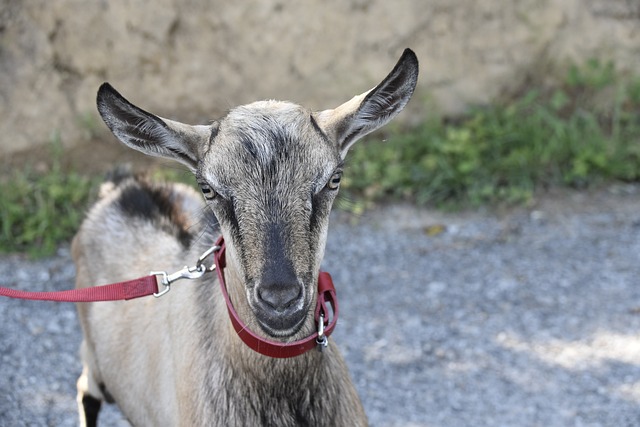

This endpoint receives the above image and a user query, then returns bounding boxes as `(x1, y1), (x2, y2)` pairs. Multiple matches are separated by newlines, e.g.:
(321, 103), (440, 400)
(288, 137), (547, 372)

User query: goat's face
(96, 49), (418, 339)
(197, 102), (342, 336)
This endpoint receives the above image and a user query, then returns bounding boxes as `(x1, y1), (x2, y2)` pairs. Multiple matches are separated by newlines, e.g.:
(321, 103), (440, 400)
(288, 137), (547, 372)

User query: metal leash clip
(150, 245), (220, 298)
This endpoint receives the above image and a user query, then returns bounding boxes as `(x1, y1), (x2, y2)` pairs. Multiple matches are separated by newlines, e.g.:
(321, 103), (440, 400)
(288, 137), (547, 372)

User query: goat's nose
(257, 284), (301, 312)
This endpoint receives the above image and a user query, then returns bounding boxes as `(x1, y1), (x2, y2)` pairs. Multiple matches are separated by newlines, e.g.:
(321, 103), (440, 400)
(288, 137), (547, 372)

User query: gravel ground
(1, 185), (640, 426)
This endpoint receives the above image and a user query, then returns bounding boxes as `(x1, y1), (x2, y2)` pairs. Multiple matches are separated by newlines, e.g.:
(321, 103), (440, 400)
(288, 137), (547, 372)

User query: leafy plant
(0, 139), (98, 257)
(343, 60), (640, 207)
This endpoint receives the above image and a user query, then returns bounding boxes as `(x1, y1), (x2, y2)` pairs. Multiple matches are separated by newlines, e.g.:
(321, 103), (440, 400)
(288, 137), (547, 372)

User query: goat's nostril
(257, 285), (301, 312)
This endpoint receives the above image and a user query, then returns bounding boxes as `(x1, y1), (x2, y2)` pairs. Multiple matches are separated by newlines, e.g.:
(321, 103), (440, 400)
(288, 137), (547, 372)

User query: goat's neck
(190, 269), (352, 424)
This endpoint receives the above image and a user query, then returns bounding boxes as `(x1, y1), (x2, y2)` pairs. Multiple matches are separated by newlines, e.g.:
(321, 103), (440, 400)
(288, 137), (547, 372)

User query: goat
(73, 49), (418, 426)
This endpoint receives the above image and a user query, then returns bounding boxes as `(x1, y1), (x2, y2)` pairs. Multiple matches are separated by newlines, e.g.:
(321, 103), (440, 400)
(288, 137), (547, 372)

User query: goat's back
(73, 174), (214, 426)
(74, 173), (207, 299)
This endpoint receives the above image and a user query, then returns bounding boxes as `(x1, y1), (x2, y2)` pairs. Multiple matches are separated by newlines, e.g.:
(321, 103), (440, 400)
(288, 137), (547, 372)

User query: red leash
(0, 237), (338, 358)
(0, 276), (158, 302)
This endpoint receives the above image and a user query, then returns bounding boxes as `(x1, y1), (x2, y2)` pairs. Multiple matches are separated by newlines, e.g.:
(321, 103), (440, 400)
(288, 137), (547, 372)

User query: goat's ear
(96, 83), (213, 171)
(314, 48), (419, 159)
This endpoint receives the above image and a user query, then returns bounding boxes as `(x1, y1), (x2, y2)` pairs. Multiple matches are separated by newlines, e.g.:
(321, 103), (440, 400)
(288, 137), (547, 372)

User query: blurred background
(1, 0), (639, 253)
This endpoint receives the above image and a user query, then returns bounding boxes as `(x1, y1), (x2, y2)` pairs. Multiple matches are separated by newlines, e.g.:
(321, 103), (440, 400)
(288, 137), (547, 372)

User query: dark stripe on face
(310, 191), (332, 234)
(214, 195), (250, 275)
(240, 134), (259, 160)
(262, 221), (298, 286)
(236, 118), (298, 166)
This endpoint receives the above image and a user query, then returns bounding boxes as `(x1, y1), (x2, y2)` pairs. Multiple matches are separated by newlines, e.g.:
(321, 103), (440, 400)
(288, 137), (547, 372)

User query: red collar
(213, 237), (339, 358)
(0, 236), (338, 359)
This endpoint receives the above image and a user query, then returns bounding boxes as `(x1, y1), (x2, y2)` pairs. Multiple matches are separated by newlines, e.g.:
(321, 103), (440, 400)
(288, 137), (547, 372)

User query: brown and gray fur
(73, 49), (418, 427)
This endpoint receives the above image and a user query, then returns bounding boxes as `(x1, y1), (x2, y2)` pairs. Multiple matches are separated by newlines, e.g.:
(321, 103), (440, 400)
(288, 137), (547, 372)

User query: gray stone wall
(1, 0), (639, 154)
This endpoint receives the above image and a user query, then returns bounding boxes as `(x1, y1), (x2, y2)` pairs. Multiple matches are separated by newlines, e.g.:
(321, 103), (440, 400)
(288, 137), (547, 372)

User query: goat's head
(96, 49), (418, 338)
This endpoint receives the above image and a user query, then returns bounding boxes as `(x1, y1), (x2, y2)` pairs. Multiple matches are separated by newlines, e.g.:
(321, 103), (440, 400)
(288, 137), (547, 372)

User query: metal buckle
(196, 245), (220, 272)
(150, 271), (172, 297)
(316, 314), (328, 351)
(150, 245), (220, 298)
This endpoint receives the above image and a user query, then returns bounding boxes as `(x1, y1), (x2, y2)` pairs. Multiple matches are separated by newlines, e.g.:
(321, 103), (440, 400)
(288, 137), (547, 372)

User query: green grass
(343, 59), (640, 207)
(0, 140), (98, 257)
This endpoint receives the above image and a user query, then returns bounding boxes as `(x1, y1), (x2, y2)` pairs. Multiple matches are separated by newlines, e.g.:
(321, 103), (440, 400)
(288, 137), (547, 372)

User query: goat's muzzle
(253, 280), (306, 337)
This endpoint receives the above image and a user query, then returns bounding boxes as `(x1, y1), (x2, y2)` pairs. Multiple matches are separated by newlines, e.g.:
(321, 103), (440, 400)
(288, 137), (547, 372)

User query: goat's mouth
(253, 305), (308, 338)
(249, 286), (308, 338)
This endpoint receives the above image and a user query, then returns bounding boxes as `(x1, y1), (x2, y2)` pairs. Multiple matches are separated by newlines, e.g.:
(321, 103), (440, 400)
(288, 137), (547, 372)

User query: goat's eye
(199, 183), (218, 201)
(327, 172), (342, 190)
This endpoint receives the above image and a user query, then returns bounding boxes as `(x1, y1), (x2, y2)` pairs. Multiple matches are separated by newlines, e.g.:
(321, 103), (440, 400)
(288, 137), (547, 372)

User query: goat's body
(73, 176), (366, 426)
(74, 49), (417, 426)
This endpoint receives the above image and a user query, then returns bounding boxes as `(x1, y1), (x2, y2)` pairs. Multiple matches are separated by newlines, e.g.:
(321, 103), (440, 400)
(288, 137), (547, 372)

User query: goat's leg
(77, 356), (104, 427)
(78, 395), (102, 427)
(77, 366), (103, 427)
